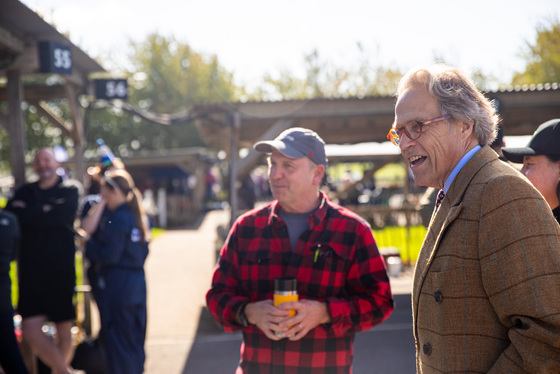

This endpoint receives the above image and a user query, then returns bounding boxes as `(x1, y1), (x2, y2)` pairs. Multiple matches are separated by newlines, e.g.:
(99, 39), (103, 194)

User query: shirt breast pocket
(238, 250), (276, 295)
(307, 243), (351, 297)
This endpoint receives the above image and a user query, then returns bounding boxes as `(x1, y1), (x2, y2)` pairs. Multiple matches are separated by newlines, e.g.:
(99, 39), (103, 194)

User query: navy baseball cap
(502, 119), (560, 163)
(254, 127), (327, 166)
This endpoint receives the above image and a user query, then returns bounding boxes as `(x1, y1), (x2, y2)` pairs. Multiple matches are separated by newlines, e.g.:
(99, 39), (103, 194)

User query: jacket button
(434, 290), (443, 303)
(423, 343), (432, 355)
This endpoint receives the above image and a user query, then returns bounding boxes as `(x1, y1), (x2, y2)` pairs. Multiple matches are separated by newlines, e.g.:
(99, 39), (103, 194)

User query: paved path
(143, 208), (414, 374)
(144, 209), (229, 374)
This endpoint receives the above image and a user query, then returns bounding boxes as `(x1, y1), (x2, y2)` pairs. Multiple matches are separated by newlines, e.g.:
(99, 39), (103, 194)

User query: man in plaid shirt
(206, 127), (394, 373)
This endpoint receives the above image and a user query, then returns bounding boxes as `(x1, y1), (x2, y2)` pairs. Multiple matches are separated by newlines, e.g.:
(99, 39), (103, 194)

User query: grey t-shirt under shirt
(279, 207), (318, 250)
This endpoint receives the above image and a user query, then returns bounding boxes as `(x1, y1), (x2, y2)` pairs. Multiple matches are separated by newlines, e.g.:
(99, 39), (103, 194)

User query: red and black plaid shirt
(206, 193), (394, 373)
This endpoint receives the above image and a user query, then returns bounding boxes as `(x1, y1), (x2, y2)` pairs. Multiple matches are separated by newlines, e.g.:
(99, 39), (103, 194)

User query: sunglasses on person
(387, 114), (451, 146)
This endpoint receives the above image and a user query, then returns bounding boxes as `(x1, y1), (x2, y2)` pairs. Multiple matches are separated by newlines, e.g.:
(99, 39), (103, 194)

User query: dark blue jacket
(85, 203), (149, 374)
(85, 203), (148, 270)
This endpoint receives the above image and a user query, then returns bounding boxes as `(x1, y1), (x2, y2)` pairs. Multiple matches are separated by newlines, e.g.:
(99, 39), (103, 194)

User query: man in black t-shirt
(6, 148), (81, 374)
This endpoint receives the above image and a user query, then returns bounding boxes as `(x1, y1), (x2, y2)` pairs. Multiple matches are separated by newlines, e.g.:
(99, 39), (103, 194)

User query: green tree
(471, 70), (501, 92)
(512, 18), (560, 85)
(256, 50), (343, 100)
(85, 33), (238, 154)
(0, 74), (75, 171)
(252, 45), (403, 101)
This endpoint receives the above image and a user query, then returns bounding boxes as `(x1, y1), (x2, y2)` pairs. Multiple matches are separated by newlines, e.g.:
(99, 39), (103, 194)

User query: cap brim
(501, 146), (537, 164)
(254, 140), (306, 159)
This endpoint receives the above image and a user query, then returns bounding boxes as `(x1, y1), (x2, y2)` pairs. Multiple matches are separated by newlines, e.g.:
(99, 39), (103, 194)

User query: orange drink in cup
(274, 277), (298, 335)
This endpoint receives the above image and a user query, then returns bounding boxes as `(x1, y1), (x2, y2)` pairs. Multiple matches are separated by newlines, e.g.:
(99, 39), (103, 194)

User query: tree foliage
(250, 45), (403, 101)
(512, 18), (560, 85)
(85, 33), (238, 155)
(0, 74), (75, 170)
(129, 34), (236, 111)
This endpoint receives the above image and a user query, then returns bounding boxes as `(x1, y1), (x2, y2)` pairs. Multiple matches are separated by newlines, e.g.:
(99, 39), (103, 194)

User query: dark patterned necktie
(435, 189), (445, 211)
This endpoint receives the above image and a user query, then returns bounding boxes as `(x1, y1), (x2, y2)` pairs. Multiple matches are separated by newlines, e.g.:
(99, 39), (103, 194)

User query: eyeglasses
(387, 114), (451, 146)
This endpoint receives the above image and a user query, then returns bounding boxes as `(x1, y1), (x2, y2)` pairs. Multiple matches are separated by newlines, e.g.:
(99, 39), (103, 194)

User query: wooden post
(229, 112), (240, 227)
(65, 83), (86, 185)
(6, 69), (27, 187)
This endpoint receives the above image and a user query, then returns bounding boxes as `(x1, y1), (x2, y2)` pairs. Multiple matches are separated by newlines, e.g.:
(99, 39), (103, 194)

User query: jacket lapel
(412, 146), (498, 332)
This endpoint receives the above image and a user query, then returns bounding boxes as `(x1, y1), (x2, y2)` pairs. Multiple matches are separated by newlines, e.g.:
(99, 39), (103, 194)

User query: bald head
(34, 148), (60, 187)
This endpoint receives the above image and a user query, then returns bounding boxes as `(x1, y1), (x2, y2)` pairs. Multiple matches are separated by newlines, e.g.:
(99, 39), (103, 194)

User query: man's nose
(269, 167), (281, 179)
(398, 134), (413, 152)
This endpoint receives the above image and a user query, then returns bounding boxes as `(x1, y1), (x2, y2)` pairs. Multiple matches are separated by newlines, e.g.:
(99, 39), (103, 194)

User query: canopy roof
(0, 0), (105, 187)
(192, 84), (560, 151)
(0, 0), (104, 80)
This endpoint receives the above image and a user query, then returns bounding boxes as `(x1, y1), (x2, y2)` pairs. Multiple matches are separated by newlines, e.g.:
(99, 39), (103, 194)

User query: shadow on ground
(182, 294), (415, 374)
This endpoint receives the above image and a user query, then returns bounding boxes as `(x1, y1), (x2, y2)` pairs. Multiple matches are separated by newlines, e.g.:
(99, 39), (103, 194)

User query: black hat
(254, 127), (327, 166)
(502, 119), (560, 164)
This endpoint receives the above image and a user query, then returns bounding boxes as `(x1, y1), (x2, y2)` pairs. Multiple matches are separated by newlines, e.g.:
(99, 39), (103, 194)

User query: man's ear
(313, 164), (326, 185)
(460, 120), (475, 137)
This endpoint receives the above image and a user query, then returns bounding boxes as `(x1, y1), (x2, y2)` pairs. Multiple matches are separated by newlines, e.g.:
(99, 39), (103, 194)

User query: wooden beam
(63, 72), (88, 90)
(65, 83), (86, 184)
(0, 111), (8, 131)
(65, 84), (84, 143)
(7, 45), (38, 73)
(223, 96), (397, 119)
(0, 83), (67, 101)
(0, 24), (26, 53)
(229, 112), (240, 226)
(6, 69), (26, 187)
(32, 101), (73, 138)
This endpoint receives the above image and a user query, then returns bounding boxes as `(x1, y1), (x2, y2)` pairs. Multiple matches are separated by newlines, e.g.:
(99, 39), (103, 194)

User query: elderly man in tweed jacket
(387, 64), (560, 373)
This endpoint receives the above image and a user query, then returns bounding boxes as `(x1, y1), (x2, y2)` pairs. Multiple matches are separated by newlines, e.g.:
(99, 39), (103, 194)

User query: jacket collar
(444, 145), (498, 212)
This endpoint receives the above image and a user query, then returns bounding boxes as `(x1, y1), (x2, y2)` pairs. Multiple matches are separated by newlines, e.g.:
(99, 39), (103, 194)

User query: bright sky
(22, 0), (559, 91)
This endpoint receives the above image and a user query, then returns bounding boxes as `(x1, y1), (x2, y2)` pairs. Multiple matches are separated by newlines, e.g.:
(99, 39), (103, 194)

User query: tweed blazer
(413, 145), (560, 373)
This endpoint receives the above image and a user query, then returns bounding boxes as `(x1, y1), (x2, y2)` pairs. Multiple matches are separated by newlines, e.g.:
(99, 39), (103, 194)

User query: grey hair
(396, 64), (500, 145)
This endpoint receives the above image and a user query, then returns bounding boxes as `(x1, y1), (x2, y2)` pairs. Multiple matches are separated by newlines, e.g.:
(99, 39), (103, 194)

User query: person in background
(80, 140), (125, 233)
(489, 124), (506, 161)
(206, 127), (394, 373)
(0, 207), (29, 374)
(80, 159), (125, 219)
(237, 174), (256, 211)
(388, 64), (560, 372)
(5, 148), (81, 374)
(79, 155), (125, 300)
(79, 169), (149, 374)
(502, 118), (560, 223)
